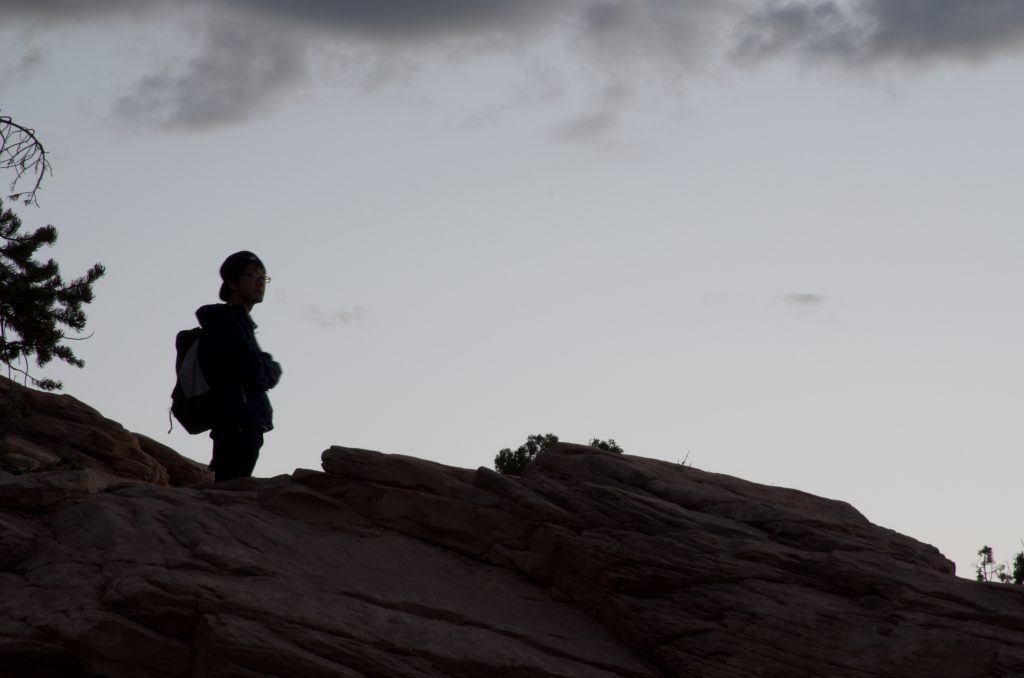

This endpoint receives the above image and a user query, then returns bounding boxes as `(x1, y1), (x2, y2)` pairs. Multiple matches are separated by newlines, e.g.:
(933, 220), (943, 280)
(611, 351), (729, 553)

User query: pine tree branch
(0, 114), (50, 207)
(3, 354), (60, 391)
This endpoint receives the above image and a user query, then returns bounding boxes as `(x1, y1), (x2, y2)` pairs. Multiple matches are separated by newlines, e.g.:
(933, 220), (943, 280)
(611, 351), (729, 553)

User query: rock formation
(2, 375), (1024, 678)
(0, 376), (210, 487)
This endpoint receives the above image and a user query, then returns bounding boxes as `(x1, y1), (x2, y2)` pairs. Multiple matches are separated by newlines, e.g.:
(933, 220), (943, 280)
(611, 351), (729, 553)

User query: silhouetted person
(196, 251), (282, 481)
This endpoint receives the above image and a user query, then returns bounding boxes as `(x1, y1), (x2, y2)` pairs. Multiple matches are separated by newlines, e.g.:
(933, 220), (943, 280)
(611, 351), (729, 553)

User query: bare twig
(62, 331), (96, 341)
(0, 113), (50, 206)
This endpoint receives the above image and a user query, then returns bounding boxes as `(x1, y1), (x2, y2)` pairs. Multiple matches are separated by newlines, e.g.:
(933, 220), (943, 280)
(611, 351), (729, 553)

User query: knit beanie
(218, 251), (265, 302)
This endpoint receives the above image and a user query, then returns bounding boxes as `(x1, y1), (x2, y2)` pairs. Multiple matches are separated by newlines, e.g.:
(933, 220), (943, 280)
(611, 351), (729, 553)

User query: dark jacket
(196, 303), (282, 432)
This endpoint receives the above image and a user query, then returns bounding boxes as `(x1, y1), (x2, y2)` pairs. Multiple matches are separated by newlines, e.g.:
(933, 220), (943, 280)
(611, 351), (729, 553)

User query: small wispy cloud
(784, 293), (826, 307)
(304, 304), (374, 328)
(552, 110), (620, 144)
(9, 47), (45, 79)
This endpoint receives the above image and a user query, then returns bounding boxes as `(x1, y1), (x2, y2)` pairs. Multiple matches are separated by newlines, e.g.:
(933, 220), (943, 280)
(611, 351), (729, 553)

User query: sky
(2, 0), (1024, 577)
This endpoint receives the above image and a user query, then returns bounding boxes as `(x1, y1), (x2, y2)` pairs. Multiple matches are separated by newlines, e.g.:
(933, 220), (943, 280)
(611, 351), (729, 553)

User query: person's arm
(262, 353), (283, 389)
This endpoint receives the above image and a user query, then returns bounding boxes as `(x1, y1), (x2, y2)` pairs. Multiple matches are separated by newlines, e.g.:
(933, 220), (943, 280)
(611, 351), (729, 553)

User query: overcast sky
(4, 0), (1024, 577)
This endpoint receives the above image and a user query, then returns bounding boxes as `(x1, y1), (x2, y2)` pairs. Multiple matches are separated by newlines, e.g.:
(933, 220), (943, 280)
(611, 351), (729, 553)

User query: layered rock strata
(3, 377), (1024, 677)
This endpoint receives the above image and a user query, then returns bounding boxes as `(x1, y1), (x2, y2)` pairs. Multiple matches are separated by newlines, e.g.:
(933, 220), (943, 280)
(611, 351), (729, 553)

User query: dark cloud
(581, 0), (726, 67)
(11, 0), (1024, 131)
(585, 2), (633, 33)
(106, 1), (566, 129)
(0, 1), (735, 132)
(553, 1), (728, 144)
(223, 0), (557, 40)
(0, 0), (165, 22)
(13, 0), (728, 131)
(115, 18), (307, 129)
(5, 0), (558, 36)
(2, 0), (132, 14)
(734, 0), (1024, 65)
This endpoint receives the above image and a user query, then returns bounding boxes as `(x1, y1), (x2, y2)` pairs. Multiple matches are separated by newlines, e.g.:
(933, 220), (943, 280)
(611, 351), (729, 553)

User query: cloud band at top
(6, 0), (1024, 130)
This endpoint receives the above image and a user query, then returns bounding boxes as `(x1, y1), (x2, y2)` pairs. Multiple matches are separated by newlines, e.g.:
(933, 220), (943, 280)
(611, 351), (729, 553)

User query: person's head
(219, 251), (268, 310)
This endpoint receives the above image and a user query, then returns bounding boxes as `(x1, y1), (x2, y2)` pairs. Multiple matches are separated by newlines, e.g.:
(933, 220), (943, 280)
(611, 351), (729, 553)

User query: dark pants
(210, 423), (264, 482)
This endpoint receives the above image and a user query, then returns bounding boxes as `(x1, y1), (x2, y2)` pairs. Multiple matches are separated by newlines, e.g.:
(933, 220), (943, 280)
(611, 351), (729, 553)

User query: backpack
(169, 327), (215, 434)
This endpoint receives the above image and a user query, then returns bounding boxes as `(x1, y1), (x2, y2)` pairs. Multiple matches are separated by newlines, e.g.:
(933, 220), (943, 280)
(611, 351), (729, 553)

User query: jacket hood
(196, 303), (254, 329)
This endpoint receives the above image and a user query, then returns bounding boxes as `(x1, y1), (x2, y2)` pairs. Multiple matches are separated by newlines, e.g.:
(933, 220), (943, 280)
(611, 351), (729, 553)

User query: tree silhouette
(974, 545), (1024, 585)
(495, 433), (559, 476)
(0, 200), (105, 390)
(0, 113), (103, 391)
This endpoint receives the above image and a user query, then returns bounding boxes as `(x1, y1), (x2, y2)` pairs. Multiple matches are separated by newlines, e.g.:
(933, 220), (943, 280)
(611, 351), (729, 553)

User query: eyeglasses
(244, 273), (272, 284)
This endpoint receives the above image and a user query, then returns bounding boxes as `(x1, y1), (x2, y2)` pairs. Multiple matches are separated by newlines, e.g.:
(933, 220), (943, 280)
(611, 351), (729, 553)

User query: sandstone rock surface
(4, 378), (1024, 677)
(1, 376), (211, 486)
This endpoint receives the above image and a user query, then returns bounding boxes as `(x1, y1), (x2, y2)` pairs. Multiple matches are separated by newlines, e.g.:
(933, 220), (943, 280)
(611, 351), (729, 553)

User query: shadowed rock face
(3, 377), (1024, 677)
(0, 377), (211, 487)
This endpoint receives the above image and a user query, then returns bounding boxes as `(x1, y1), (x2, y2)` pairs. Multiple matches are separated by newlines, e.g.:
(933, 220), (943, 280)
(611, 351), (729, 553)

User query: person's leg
(211, 424), (264, 482)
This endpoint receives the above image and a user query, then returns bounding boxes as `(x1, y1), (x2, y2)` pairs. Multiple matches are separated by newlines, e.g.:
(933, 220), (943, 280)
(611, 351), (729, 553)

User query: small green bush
(494, 434), (558, 476)
(588, 438), (623, 454)
(975, 545), (1024, 585)
(494, 433), (626, 475)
